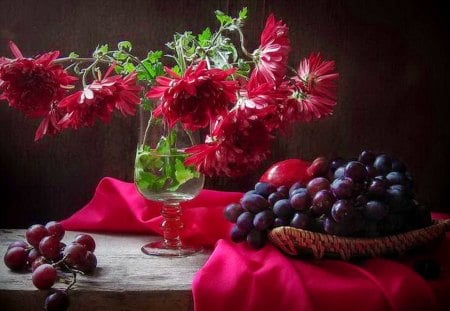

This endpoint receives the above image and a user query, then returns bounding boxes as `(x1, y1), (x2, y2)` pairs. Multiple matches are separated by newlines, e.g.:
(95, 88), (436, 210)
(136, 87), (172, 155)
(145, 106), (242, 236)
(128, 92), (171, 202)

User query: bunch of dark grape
(224, 151), (432, 249)
(3, 221), (97, 311)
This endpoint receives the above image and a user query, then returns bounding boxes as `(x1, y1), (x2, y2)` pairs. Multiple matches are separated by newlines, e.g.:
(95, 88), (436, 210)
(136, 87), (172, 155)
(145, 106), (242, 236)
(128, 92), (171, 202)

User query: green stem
(235, 26), (253, 59)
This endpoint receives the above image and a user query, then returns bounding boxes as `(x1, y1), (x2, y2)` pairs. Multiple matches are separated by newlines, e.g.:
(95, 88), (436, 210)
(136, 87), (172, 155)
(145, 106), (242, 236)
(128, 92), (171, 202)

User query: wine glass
(134, 108), (205, 257)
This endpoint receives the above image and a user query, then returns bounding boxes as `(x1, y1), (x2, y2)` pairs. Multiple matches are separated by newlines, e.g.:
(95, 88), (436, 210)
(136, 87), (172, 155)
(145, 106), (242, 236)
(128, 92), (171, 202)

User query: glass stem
(160, 202), (183, 249)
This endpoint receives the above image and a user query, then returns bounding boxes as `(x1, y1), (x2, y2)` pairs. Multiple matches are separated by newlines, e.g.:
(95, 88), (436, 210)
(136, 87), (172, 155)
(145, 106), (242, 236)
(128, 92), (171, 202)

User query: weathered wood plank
(0, 229), (210, 310)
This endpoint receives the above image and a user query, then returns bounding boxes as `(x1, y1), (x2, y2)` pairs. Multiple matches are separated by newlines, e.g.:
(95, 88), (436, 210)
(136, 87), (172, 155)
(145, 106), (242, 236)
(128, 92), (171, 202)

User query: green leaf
(98, 44), (109, 54)
(198, 27), (212, 47)
(140, 98), (153, 112)
(147, 50), (163, 64)
(113, 51), (128, 61)
(118, 41), (132, 52)
(239, 7), (248, 20)
(68, 52), (79, 59)
(123, 62), (135, 73)
(171, 65), (181, 76)
(174, 159), (196, 185)
(215, 10), (233, 26)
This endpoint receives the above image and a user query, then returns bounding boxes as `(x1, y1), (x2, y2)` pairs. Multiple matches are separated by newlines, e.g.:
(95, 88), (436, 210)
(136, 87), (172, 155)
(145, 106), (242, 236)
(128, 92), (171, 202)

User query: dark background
(1, 0), (449, 227)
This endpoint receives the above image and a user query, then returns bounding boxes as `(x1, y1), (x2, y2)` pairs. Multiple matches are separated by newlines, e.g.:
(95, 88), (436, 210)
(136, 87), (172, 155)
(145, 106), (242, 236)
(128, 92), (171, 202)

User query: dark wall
(1, 0), (449, 227)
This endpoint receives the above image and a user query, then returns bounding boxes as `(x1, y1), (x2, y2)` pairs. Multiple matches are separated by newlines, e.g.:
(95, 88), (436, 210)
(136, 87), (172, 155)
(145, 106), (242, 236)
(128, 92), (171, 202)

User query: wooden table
(0, 229), (210, 310)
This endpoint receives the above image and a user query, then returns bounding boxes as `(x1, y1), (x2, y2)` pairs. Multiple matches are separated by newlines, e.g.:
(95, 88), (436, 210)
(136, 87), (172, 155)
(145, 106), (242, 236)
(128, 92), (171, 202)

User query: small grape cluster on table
(224, 151), (447, 257)
(3, 221), (98, 311)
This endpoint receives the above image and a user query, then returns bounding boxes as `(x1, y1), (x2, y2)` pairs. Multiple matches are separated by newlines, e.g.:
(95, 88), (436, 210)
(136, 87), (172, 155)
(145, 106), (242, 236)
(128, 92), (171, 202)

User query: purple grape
(366, 165), (378, 178)
(311, 190), (334, 216)
(246, 230), (266, 249)
(344, 161), (367, 182)
(373, 154), (392, 175)
(273, 199), (294, 218)
(4, 247), (28, 271)
(245, 190), (256, 196)
(331, 177), (354, 199)
(44, 289), (69, 311)
(386, 185), (409, 209)
(391, 159), (406, 173)
(289, 182), (304, 197)
(224, 203), (244, 223)
(254, 182), (277, 198)
(290, 213), (312, 229)
(367, 179), (386, 199)
(7, 241), (29, 250)
(306, 177), (330, 197)
(277, 185), (289, 196)
(236, 212), (254, 233)
(385, 171), (406, 185)
(363, 200), (388, 221)
(358, 150), (376, 165)
(331, 199), (354, 222)
(268, 191), (286, 205)
(289, 189), (310, 211)
(334, 166), (345, 179)
(230, 225), (247, 242)
(240, 194), (269, 213)
(253, 210), (275, 231)
(274, 218), (289, 227)
(323, 217), (344, 235)
(353, 194), (368, 208)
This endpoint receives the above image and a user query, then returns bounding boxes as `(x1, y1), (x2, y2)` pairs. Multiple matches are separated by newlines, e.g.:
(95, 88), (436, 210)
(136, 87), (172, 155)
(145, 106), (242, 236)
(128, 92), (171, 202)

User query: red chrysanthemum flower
(0, 41), (77, 118)
(185, 111), (273, 177)
(34, 103), (66, 141)
(251, 14), (290, 86)
(146, 61), (238, 130)
(238, 74), (293, 131)
(58, 68), (141, 129)
(289, 53), (339, 121)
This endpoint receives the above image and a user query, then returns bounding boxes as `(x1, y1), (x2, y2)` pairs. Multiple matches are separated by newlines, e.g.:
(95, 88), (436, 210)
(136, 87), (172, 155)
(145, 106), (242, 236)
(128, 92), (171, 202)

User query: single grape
(4, 246), (28, 271)
(373, 154), (392, 175)
(230, 225), (247, 243)
(63, 243), (88, 267)
(273, 199), (294, 218)
(254, 182), (277, 198)
(333, 166), (345, 179)
(358, 150), (376, 165)
(365, 165), (378, 178)
(32, 263), (57, 290)
(323, 217), (344, 235)
(353, 194), (368, 208)
(311, 190), (334, 216)
(245, 189), (256, 196)
(39, 236), (62, 261)
(331, 177), (354, 199)
(253, 210), (275, 231)
(386, 185), (409, 210)
(290, 213), (312, 229)
(223, 203), (244, 223)
(7, 240), (28, 250)
(331, 199), (353, 223)
(274, 217), (289, 227)
(391, 159), (406, 173)
(74, 251), (97, 274)
(26, 224), (49, 249)
(290, 188), (310, 212)
(276, 185), (289, 196)
(240, 194), (269, 213)
(44, 289), (70, 311)
(306, 177), (330, 197)
(268, 191), (286, 205)
(363, 200), (388, 221)
(307, 157), (330, 178)
(246, 230), (266, 249)
(45, 221), (65, 241)
(368, 179), (387, 199)
(385, 171), (406, 186)
(289, 182), (304, 197)
(236, 212), (255, 233)
(344, 161), (367, 182)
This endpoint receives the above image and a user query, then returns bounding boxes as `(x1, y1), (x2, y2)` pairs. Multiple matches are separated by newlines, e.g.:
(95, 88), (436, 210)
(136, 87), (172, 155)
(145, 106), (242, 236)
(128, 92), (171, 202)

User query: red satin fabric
(61, 177), (450, 311)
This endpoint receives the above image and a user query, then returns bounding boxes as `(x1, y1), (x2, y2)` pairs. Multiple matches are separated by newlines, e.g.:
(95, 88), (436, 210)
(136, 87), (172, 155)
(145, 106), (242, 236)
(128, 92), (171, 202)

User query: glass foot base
(141, 240), (202, 257)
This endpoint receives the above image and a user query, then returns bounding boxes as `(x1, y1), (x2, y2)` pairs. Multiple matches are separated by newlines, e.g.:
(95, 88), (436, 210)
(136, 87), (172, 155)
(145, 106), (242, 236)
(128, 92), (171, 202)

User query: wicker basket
(268, 219), (450, 260)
